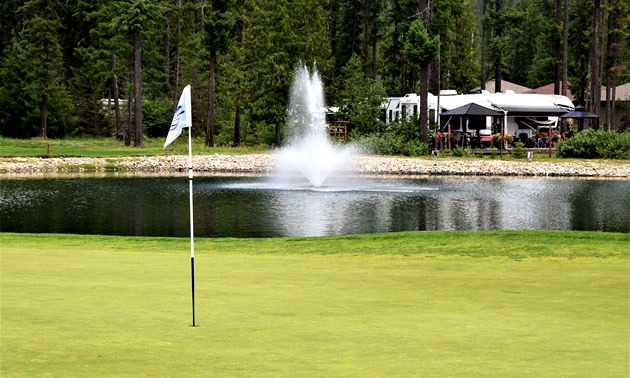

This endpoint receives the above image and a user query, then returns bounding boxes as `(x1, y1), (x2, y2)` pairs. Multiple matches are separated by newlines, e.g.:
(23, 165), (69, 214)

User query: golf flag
(164, 85), (192, 148)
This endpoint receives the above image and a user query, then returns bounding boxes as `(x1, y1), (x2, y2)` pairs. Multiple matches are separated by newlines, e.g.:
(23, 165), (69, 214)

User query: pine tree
(568, 0), (592, 105)
(110, 0), (164, 147)
(403, 18), (438, 142)
(334, 53), (386, 135)
(590, 0), (601, 128)
(203, 0), (237, 147)
(1, 0), (72, 138)
(241, 0), (331, 146)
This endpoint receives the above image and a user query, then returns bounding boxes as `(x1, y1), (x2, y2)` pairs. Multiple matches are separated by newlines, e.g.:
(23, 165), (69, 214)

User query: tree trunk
(39, 95), (48, 138)
(610, 67), (617, 131)
(125, 78), (132, 146)
(606, 3), (618, 131)
(363, 0), (369, 73)
(371, 1), (377, 79)
(480, 0), (487, 90)
(419, 0), (428, 143)
(133, 28), (144, 147)
(562, 0), (568, 97)
(233, 20), (245, 147)
(420, 64), (428, 142)
(163, 13), (170, 88)
(590, 0), (601, 129)
(233, 105), (241, 147)
(554, 0), (562, 94)
(111, 54), (122, 140)
(196, 0), (206, 33)
(329, 1), (339, 79)
(494, 0), (503, 93)
(351, 0), (358, 55)
(174, 0), (182, 107)
(206, 51), (216, 147)
(401, 60), (407, 94)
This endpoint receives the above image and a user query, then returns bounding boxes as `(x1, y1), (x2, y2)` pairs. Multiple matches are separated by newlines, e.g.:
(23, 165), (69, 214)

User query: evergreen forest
(0, 0), (628, 147)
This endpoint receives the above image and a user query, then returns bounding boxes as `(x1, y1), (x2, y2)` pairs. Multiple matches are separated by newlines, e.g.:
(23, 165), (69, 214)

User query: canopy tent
(440, 102), (504, 133)
(439, 102), (505, 150)
(559, 105), (599, 131)
(440, 102), (504, 117)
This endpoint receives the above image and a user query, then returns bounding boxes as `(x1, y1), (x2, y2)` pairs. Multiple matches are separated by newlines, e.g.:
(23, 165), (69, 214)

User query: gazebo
(440, 102), (504, 151)
(559, 105), (599, 132)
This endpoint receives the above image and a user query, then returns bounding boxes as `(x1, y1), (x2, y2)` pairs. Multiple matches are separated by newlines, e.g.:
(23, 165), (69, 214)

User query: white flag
(164, 85), (192, 148)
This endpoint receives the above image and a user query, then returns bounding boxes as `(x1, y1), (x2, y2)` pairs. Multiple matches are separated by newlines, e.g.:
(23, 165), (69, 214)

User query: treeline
(0, 0), (628, 147)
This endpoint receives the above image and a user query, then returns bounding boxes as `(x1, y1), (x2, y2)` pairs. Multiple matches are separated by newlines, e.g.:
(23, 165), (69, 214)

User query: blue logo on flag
(170, 105), (185, 130)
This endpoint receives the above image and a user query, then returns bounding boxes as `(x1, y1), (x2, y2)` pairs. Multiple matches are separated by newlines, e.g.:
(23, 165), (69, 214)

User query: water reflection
(0, 175), (628, 237)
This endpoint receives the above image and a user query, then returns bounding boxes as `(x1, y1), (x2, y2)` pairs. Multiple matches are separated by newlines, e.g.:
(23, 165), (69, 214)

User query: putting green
(1, 232), (628, 376)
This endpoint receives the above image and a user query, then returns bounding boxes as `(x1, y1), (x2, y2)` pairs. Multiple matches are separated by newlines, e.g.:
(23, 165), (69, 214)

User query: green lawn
(1, 231), (629, 376)
(0, 136), (267, 157)
(2, 136), (628, 165)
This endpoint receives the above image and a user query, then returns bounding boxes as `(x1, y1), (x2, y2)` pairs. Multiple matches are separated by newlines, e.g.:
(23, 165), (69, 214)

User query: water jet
(276, 64), (353, 187)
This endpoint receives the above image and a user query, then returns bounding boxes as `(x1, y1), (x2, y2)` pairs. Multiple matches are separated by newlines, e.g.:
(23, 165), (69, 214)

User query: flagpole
(188, 125), (196, 327)
(163, 84), (195, 327)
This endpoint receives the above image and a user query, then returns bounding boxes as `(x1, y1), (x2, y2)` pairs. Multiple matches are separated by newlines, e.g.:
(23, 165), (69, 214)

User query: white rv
(385, 90), (574, 146)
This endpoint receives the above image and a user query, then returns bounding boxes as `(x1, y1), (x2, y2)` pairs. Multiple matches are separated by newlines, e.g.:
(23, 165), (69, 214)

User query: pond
(0, 174), (628, 237)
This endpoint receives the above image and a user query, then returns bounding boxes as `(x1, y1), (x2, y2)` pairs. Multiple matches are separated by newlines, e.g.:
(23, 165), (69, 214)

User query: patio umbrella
(559, 105), (599, 131)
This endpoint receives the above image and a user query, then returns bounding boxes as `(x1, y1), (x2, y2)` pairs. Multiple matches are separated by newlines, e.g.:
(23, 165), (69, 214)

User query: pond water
(0, 174), (628, 237)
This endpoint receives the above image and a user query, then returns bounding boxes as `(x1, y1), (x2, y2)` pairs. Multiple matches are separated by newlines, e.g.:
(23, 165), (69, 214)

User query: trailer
(384, 90), (574, 147)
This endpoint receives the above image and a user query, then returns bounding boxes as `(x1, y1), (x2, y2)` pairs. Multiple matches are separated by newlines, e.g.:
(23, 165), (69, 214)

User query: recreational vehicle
(384, 90), (574, 147)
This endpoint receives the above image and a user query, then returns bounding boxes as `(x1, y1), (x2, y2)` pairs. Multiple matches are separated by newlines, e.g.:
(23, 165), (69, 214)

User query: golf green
(1, 232), (628, 376)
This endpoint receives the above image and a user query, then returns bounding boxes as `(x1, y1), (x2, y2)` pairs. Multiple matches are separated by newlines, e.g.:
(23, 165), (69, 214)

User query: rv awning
(499, 105), (569, 116)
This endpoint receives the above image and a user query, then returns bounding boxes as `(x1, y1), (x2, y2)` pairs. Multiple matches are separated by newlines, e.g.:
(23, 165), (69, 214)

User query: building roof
(477, 79), (531, 94)
(526, 82), (630, 102)
(526, 83), (574, 100)
(602, 82), (630, 101)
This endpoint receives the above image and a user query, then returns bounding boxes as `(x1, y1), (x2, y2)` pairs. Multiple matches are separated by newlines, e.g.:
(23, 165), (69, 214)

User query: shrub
(511, 141), (528, 159)
(351, 131), (430, 156)
(142, 99), (173, 138)
(488, 148), (499, 158)
(556, 129), (630, 159)
(451, 145), (467, 157)
(401, 139), (431, 156)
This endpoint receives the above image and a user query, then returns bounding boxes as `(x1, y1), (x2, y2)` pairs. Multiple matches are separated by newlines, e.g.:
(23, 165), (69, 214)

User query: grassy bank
(2, 136), (628, 165)
(1, 231), (628, 376)
(0, 136), (267, 157)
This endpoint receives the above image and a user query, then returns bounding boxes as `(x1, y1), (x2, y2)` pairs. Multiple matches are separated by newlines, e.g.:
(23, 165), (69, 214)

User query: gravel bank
(1, 155), (629, 177)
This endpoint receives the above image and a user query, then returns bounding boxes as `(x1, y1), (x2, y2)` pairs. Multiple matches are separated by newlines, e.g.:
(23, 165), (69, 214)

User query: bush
(402, 139), (431, 156)
(451, 145), (467, 157)
(351, 131), (430, 156)
(142, 99), (173, 138)
(511, 141), (528, 159)
(556, 129), (630, 159)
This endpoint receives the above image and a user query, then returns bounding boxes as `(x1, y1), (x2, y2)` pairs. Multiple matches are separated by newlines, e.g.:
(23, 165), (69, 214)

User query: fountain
(276, 64), (353, 187)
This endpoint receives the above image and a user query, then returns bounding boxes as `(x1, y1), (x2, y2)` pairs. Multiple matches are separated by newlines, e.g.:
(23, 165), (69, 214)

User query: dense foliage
(0, 0), (628, 149)
(556, 129), (630, 159)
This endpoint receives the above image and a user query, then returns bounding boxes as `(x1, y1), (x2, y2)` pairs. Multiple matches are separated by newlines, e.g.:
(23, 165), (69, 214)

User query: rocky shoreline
(1, 154), (629, 177)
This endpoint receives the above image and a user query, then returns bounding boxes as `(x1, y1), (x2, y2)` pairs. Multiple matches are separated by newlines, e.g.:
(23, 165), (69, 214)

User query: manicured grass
(0, 136), (268, 157)
(2, 136), (628, 165)
(1, 231), (628, 376)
